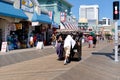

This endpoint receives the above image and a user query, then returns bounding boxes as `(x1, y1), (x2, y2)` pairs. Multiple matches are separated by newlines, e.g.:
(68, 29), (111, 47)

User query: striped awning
(71, 22), (79, 31)
(62, 22), (69, 29)
(58, 22), (80, 32)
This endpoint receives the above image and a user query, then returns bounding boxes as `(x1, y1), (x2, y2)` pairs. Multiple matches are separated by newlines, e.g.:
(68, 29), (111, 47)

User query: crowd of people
(7, 31), (45, 51)
(53, 32), (83, 65)
(6, 30), (105, 65)
(52, 32), (102, 65)
(7, 30), (100, 65)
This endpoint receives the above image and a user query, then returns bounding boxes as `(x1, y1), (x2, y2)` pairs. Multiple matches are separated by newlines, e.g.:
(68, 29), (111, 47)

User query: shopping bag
(36, 41), (44, 49)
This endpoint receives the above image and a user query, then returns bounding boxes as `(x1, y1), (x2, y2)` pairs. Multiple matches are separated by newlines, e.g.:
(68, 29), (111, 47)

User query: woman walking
(87, 35), (93, 48)
(56, 34), (64, 60)
(51, 33), (56, 48)
(63, 34), (76, 65)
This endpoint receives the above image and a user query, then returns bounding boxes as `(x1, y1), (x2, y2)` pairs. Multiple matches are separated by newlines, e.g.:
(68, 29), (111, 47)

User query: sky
(67, 0), (118, 21)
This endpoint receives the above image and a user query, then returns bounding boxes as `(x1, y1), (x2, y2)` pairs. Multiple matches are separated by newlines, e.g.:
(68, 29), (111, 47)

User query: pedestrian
(93, 35), (97, 48)
(88, 34), (93, 48)
(29, 35), (34, 47)
(96, 35), (99, 43)
(63, 34), (76, 65)
(33, 34), (37, 46)
(51, 33), (56, 48)
(56, 34), (64, 60)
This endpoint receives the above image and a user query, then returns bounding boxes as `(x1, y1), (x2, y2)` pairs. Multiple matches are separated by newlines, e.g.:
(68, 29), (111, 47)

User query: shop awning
(61, 22), (69, 29)
(61, 22), (78, 31)
(57, 22), (81, 32)
(0, 1), (28, 19)
(65, 22), (72, 29)
(32, 12), (52, 24)
(70, 23), (79, 30)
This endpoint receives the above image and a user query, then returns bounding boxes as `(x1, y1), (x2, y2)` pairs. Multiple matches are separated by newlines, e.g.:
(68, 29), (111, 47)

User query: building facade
(38, 0), (79, 32)
(79, 5), (99, 32)
(98, 18), (114, 36)
(0, 0), (28, 50)
(102, 17), (111, 26)
(38, 0), (72, 24)
(0, 0), (53, 51)
(14, 0), (53, 46)
(78, 18), (88, 32)
(0, 0), (79, 51)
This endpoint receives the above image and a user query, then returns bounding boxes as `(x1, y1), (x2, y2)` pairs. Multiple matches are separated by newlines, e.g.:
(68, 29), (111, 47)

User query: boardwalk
(0, 40), (118, 80)
(53, 41), (120, 80)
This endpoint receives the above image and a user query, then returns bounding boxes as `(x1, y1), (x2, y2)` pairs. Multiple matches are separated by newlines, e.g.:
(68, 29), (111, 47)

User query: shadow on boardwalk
(92, 52), (115, 60)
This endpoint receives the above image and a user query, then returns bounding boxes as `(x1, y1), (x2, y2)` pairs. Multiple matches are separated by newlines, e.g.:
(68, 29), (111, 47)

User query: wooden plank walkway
(0, 47), (55, 67)
(0, 40), (116, 80)
(53, 42), (120, 80)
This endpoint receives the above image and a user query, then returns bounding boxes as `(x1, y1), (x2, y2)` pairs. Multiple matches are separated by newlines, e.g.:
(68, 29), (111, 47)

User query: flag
(48, 11), (53, 20)
(60, 12), (66, 22)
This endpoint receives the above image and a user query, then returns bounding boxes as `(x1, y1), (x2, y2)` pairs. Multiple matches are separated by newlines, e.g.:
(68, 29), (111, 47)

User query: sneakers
(64, 59), (67, 65)
(64, 58), (69, 65)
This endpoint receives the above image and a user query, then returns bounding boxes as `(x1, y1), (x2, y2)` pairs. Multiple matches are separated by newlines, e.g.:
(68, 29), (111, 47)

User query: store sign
(32, 22), (39, 26)
(1, 42), (7, 52)
(21, 0), (34, 13)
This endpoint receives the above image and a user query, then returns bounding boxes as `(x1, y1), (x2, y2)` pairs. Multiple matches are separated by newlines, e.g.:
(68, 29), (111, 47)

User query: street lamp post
(113, 1), (119, 62)
(114, 20), (119, 62)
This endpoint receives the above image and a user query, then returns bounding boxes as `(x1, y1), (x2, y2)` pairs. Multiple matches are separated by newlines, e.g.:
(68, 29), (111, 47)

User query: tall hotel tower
(79, 5), (99, 30)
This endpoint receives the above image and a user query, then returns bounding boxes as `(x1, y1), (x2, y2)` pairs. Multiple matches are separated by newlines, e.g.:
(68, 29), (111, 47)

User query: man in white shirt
(63, 34), (76, 65)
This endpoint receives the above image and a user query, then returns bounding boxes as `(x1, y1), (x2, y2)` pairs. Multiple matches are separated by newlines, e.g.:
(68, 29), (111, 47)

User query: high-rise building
(79, 5), (99, 21)
(98, 17), (114, 35)
(102, 17), (111, 26)
(79, 5), (99, 31)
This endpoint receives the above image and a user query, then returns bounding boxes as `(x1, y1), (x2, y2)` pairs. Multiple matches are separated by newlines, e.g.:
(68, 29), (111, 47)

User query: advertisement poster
(1, 42), (7, 52)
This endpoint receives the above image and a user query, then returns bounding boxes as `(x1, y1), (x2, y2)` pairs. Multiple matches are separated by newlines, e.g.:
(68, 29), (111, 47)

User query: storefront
(52, 22), (59, 34)
(14, 21), (31, 49)
(32, 12), (52, 45)
(0, 1), (28, 50)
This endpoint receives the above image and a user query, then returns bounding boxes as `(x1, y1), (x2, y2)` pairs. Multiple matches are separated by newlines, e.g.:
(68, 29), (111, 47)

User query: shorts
(88, 40), (93, 44)
(64, 46), (71, 57)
